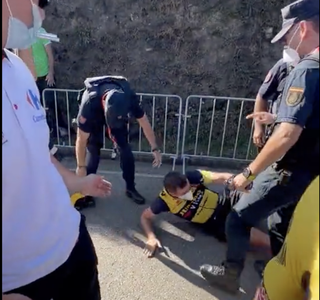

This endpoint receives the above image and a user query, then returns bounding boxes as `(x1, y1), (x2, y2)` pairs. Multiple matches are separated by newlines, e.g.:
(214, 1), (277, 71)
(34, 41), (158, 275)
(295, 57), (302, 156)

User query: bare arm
(75, 128), (89, 167)
(45, 44), (55, 76)
(198, 170), (234, 185)
(137, 114), (158, 149)
(51, 154), (83, 195)
(141, 208), (157, 239)
(254, 94), (269, 127)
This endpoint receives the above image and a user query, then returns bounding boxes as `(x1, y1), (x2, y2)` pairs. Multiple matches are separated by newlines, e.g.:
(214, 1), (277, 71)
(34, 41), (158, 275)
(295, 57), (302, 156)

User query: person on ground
(141, 170), (271, 258)
(2, 1), (112, 300)
(254, 176), (319, 300)
(200, 0), (320, 293)
(76, 76), (162, 206)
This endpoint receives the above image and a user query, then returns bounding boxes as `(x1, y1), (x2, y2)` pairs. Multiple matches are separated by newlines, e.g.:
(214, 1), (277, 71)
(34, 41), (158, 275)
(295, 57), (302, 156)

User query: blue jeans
(225, 165), (316, 271)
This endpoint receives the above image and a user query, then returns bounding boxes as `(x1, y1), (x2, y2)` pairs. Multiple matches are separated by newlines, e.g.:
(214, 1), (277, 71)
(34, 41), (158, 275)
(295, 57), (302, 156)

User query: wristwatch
(152, 147), (160, 152)
(78, 165), (87, 169)
(242, 167), (256, 181)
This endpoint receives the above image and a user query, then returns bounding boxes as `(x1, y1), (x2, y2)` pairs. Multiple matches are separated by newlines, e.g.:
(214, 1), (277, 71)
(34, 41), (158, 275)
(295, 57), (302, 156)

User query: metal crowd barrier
(43, 89), (256, 172)
(181, 95), (256, 173)
(42, 88), (183, 169)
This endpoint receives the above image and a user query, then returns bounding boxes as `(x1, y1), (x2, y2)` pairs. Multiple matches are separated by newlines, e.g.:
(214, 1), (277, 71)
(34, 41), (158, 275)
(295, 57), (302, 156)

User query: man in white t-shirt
(2, 1), (112, 300)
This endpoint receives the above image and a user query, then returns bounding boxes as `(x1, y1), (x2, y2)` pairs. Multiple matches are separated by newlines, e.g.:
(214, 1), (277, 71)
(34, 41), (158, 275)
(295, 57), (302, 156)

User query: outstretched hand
(80, 174), (112, 197)
(152, 150), (162, 168)
(143, 238), (162, 258)
(246, 112), (276, 125)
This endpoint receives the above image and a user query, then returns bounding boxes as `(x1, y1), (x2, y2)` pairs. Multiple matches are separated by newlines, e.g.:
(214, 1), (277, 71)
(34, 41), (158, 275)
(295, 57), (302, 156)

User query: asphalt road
(62, 157), (262, 300)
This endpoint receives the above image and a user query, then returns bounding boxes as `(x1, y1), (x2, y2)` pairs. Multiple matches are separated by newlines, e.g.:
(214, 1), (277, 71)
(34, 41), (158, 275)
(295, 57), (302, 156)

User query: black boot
(200, 261), (241, 294)
(84, 196), (96, 208)
(126, 188), (146, 205)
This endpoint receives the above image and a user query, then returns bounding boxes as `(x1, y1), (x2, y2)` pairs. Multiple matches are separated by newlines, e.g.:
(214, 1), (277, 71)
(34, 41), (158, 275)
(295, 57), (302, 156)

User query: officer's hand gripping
(225, 174), (253, 193)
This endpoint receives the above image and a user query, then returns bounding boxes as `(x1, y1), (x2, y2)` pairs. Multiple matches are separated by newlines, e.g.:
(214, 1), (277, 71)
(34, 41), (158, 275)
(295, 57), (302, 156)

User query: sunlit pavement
(62, 158), (262, 300)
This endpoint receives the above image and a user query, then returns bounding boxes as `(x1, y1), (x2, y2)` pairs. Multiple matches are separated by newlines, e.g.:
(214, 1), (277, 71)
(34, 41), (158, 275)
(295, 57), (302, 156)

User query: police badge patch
(286, 87), (304, 106)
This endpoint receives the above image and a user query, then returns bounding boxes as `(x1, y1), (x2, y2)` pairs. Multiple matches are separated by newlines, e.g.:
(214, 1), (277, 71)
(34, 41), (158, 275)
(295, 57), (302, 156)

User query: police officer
(75, 76), (161, 206)
(200, 0), (319, 293)
(253, 58), (293, 149)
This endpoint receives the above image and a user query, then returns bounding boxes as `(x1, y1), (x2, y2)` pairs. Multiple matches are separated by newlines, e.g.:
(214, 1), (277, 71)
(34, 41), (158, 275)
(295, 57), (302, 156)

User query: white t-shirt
(2, 50), (81, 292)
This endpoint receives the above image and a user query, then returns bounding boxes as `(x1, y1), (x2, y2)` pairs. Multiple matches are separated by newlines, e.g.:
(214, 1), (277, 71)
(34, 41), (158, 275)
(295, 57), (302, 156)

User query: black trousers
(87, 126), (136, 190)
(6, 215), (101, 300)
(202, 190), (242, 242)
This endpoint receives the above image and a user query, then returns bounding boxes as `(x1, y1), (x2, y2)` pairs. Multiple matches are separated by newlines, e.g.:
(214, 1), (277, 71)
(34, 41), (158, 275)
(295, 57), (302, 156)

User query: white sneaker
(111, 149), (117, 160)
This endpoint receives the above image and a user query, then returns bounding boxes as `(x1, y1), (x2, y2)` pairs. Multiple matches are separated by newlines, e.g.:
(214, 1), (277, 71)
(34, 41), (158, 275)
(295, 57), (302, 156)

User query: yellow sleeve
(198, 170), (214, 185)
(263, 177), (319, 300)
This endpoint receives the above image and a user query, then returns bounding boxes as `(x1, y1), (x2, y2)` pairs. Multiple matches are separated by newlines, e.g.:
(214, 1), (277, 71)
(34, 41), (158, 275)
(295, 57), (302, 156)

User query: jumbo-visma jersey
(262, 176), (319, 300)
(159, 170), (220, 224)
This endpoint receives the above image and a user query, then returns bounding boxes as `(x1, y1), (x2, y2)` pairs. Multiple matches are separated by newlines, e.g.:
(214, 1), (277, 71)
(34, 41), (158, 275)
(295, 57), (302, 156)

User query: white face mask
(180, 190), (194, 201)
(5, 0), (42, 49)
(283, 26), (302, 65)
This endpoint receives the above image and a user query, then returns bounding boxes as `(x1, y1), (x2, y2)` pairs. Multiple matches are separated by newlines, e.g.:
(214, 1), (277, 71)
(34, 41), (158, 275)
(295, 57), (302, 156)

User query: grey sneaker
(200, 262), (240, 294)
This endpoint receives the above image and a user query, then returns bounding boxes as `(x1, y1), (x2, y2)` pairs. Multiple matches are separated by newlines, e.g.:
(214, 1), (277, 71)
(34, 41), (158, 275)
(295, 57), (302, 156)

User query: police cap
(272, 0), (319, 43)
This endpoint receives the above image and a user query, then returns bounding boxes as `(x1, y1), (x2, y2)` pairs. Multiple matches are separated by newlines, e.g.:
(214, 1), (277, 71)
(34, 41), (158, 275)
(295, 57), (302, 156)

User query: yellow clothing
(158, 170), (220, 224)
(263, 176), (319, 300)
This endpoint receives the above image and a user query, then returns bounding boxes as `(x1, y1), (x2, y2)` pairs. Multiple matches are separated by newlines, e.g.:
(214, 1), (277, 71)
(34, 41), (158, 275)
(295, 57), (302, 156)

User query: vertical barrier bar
(181, 95), (255, 164)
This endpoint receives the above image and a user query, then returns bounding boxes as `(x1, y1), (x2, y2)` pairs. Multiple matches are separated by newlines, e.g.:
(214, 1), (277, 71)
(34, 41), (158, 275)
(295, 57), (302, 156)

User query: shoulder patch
(286, 87), (304, 106)
(263, 71), (273, 84)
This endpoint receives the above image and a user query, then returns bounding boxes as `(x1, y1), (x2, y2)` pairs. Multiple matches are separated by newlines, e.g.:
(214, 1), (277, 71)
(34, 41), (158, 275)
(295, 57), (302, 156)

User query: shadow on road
(81, 170), (261, 300)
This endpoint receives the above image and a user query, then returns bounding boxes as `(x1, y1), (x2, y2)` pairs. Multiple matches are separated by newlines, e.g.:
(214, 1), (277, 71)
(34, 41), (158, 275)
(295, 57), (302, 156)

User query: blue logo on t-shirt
(27, 89), (41, 110)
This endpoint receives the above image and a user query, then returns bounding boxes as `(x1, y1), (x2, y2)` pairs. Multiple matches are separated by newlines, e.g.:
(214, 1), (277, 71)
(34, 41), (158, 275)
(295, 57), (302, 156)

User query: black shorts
(202, 190), (242, 242)
(6, 215), (101, 300)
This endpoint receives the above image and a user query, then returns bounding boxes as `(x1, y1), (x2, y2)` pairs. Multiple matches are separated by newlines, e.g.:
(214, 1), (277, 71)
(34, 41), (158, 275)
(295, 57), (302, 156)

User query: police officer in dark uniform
(253, 58), (294, 149)
(200, 0), (319, 293)
(75, 76), (161, 206)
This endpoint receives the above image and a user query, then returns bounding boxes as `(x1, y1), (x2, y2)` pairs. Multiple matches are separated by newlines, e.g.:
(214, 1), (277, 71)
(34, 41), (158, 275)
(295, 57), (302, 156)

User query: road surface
(62, 157), (263, 300)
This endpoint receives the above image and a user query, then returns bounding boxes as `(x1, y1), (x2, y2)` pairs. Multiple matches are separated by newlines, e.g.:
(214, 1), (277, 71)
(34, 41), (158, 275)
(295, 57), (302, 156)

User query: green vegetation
(45, 0), (291, 159)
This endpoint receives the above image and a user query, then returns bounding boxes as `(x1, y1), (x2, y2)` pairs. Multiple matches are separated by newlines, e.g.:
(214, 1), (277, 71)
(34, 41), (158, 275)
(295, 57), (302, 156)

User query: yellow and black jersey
(150, 170), (221, 224)
(261, 176), (319, 300)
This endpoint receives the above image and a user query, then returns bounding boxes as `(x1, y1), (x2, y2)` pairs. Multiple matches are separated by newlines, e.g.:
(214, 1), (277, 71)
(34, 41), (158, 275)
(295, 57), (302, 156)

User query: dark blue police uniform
(200, 0), (320, 292)
(258, 58), (293, 114)
(77, 76), (146, 204)
(225, 49), (319, 274)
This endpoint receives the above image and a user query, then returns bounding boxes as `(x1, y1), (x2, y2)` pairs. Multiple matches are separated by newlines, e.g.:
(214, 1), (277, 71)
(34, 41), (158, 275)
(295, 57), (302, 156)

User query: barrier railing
(181, 95), (255, 173)
(43, 89), (183, 168)
(43, 89), (257, 172)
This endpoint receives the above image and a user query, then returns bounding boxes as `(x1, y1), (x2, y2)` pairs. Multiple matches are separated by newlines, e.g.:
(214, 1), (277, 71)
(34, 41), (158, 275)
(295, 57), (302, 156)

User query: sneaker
(126, 189), (146, 205)
(74, 198), (86, 211)
(111, 148), (118, 160)
(200, 262), (240, 294)
(84, 196), (96, 207)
